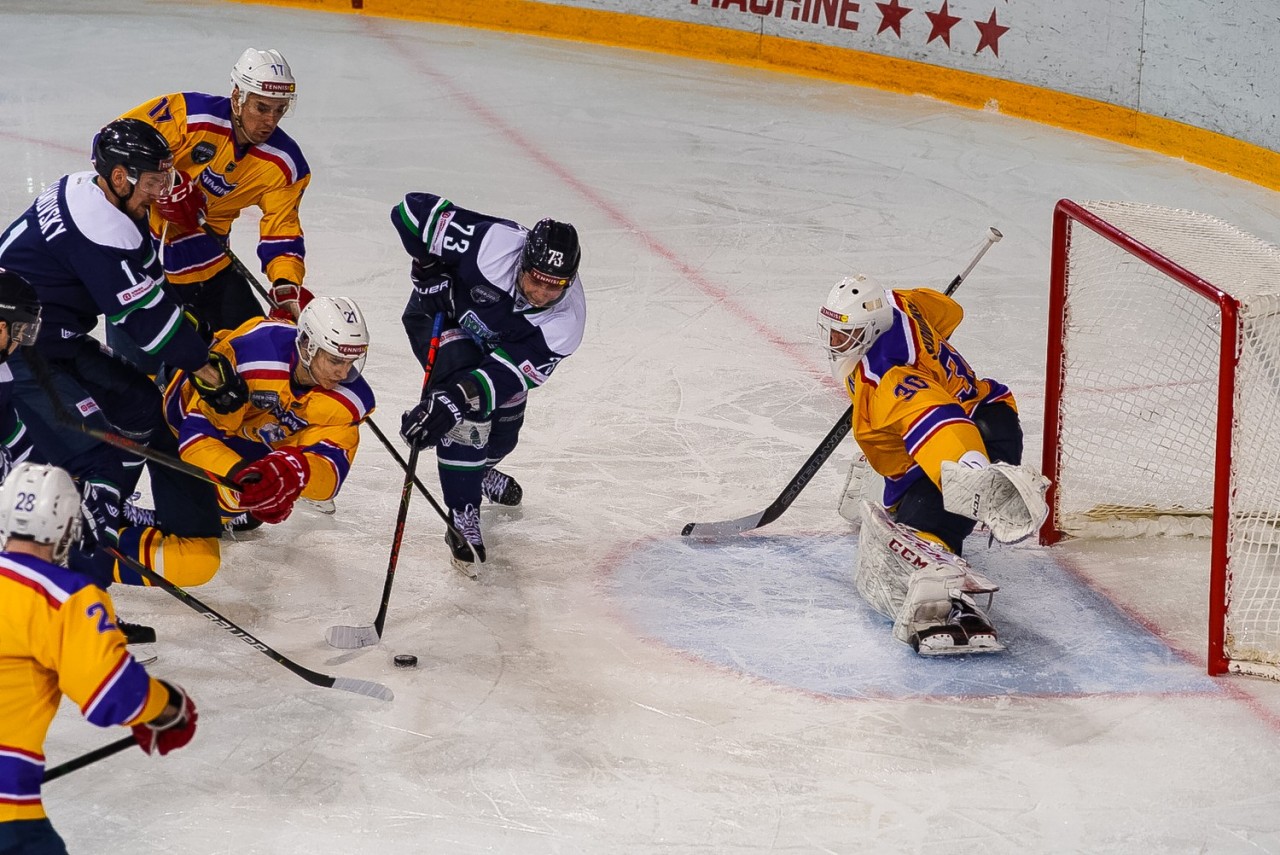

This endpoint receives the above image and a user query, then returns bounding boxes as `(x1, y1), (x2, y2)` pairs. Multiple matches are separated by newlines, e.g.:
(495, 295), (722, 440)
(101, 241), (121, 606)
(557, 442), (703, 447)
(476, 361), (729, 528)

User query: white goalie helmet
(818, 274), (894, 382)
(231, 48), (297, 113)
(296, 296), (369, 379)
(0, 463), (83, 566)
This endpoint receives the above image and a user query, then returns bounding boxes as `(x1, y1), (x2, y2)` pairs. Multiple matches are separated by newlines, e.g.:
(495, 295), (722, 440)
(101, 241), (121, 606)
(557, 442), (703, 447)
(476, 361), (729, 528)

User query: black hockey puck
(393, 654), (418, 668)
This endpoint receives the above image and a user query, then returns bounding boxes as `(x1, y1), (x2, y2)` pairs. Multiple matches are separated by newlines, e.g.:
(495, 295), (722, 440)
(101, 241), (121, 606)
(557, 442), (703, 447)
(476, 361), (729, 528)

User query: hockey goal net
(1040, 199), (1280, 678)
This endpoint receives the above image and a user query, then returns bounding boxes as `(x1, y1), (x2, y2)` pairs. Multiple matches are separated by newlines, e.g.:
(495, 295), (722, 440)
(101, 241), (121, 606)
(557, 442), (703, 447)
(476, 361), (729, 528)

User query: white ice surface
(7, 1), (1280, 852)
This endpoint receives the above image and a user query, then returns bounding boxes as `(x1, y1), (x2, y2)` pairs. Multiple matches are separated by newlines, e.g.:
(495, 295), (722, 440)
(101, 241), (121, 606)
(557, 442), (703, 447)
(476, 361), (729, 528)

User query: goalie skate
(908, 597), (1004, 656)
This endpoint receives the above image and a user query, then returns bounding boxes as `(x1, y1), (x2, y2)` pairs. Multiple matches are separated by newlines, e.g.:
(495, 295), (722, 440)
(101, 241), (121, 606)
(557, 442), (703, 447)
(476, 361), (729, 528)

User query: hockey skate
(481, 468), (522, 507)
(122, 502), (156, 528)
(119, 619), (158, 665)
(221, 511), (264, 539)
(447, 504), (486, 578)
(908, 596), (1004, 656)
(300, 497), (337, 515)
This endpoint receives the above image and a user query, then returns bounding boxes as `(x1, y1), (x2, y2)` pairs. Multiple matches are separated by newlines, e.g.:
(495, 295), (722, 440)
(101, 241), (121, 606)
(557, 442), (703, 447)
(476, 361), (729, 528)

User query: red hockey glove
(268, 280), (315, 321)
(233, 447), (310, 524)
(154, 173), (206, 233)
(133, 681), (198, 756)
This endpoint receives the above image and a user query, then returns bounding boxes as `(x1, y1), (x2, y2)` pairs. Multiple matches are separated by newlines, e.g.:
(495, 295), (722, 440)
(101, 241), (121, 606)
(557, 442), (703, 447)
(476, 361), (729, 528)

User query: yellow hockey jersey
(119, 92), (309, 287)
(0, 552), (167, 821)
(162, 318), (375, 504)
(843, 288), (1016, 507)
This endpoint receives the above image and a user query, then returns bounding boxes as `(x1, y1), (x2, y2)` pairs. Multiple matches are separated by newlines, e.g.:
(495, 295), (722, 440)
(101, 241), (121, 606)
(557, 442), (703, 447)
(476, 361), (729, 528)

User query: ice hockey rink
(8, 1), (1280, 852)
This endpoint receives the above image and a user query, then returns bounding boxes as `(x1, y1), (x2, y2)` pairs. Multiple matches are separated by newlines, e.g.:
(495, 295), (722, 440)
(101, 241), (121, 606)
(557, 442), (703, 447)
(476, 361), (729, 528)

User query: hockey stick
(326, 314), (447, 649)
(202, 229), (477, 559)
(25, 349), (241, 491)
(105, 545), (393, 701)
(680, 227), (1003, 539)
(42, 736), (135, 783)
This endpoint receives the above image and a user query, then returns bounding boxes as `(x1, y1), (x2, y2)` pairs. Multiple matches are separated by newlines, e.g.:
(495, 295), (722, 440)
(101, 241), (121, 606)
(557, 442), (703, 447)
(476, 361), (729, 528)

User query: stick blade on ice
(326, 623), (381, 649)
(332, 676), (395, 702)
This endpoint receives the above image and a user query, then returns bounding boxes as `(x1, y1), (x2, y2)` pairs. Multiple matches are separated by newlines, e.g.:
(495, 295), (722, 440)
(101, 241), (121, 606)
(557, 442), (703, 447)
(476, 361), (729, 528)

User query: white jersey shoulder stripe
(63, 172), (144, 251)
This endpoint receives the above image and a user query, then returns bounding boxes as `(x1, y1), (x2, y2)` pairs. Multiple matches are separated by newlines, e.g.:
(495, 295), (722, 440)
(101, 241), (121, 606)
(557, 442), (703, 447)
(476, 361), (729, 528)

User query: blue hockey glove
(80, 479), (122, 551)
(401, 382), (476, 449)
(410, 259), (454, 317)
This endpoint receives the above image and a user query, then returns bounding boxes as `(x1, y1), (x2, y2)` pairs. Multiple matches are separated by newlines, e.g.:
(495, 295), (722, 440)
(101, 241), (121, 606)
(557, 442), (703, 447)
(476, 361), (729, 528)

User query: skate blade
(451, 556), (479, 579)
(916, 639), (1006, 656)
(130, 644), (158, 666)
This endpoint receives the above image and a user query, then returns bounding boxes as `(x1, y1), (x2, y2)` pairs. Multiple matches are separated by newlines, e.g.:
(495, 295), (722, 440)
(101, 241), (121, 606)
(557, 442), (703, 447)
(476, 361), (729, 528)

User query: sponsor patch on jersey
(199, 170), (237, 198)
(191, 142), (216, 164)
(116, 280), (155, 306)
(250, 391), (280, 410)
(428, 210), (455, 256)
(519, 360), (551, 385)
(458, 310), (497, 344)
(76, 397), (101, 417)
(469, 285), (502, 306)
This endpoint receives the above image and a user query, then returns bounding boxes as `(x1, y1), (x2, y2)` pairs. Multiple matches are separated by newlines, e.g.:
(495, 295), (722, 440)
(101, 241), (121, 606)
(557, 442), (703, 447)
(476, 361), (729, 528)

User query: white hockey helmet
(818, 274), (894, 382)
(296, 296), (369, 380)
(0, 463), (83, 565)
(231, 48), (296, 113)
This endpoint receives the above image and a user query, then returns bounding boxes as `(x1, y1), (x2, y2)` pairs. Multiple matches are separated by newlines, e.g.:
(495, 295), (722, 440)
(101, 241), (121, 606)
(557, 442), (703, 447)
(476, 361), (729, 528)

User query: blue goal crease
(605, 534), (1220, 700)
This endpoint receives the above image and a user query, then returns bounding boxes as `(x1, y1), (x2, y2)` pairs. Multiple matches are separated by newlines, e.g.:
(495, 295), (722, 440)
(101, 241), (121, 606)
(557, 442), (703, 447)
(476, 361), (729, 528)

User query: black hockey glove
(400, 379), (478, 449)
(79, 479), (122, 551)
(191, 351), (249, 415)
(410, 258), (454, 317)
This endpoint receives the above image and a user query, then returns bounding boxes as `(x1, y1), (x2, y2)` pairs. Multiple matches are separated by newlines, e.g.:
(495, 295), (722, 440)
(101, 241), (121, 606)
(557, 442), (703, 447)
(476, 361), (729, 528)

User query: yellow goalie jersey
(845, 288), (1016, 508)
(119, 91), (310, 286)
(162, 318), (375, 504)
(0, 552), (167, 821)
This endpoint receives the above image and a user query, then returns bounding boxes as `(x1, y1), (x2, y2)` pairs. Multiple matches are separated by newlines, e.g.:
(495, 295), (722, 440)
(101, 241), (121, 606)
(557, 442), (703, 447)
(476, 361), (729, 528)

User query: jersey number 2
(85, 602), (118, 635)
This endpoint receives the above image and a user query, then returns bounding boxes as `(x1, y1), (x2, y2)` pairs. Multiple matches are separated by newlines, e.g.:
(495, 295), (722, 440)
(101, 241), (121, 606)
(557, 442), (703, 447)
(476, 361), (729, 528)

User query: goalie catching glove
(940, 459), (1050, 544)
(232, 447), (310, 524)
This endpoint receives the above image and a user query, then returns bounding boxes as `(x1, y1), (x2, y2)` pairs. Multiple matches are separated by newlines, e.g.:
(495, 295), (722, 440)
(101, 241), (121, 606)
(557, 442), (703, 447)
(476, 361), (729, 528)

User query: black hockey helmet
(0, 268), (41, 362)
(91, 118), (174, 186)
(521, 218), (580, 288)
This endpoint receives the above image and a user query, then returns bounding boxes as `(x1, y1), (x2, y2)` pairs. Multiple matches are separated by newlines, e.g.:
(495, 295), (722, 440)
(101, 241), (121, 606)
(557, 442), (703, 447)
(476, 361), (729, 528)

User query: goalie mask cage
(1040, 199), (1280, 679)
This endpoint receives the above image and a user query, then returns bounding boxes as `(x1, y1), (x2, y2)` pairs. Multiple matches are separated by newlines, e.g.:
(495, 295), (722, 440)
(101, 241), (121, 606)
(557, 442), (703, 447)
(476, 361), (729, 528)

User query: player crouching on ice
(818, 274), (1050, 655)
(149, 296), (374, 562)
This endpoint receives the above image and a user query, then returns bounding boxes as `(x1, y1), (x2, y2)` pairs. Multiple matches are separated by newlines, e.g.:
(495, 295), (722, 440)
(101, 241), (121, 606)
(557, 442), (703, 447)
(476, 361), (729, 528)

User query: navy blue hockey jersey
(0, 172), (207, 370)
(391, 193), (586, 415)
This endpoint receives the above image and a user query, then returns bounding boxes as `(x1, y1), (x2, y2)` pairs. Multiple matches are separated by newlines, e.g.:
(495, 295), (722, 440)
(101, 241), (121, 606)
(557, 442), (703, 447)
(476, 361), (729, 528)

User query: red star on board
(975, 9), (1010, 56)
(876, 0), (912, 37)
(925, 0), (962, 46)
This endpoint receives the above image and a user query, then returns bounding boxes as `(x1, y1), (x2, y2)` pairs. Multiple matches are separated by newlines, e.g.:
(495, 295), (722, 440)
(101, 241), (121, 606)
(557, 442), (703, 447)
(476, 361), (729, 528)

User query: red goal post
(1040, 199), (1280, 678)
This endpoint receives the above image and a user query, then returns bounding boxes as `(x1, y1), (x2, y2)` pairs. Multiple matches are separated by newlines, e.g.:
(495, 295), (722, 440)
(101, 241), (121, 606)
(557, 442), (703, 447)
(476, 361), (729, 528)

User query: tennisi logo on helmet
(819, 306), (849, 323)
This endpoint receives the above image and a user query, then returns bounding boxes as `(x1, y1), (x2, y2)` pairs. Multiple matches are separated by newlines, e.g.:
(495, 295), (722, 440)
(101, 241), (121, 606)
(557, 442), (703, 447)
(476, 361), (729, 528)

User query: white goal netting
(1047, 199), (1280, 676)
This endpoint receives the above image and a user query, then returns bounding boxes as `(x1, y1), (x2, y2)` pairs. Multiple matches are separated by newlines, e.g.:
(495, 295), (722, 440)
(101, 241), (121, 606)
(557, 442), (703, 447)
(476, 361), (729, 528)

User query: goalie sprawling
(818, 274), (1049, 655)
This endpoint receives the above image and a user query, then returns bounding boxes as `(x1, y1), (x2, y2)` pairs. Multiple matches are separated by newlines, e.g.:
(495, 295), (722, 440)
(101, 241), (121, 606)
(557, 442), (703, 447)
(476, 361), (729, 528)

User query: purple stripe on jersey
(158, 231), (226, 278)
(982, 381), (1012, 404)
(256, 236), (306, 271)
(861, 308), (914, 383)
(304, 439), (351, 485)
(903, 403), (972, 457)
(882, 465), (928, 508)
(0, 750), (43, 804)
(231, 322), (297, 367)
(82, 654), (151, 728)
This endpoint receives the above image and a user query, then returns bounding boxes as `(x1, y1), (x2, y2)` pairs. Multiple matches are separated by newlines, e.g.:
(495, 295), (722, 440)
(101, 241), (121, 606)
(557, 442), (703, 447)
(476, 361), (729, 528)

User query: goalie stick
(107, 545), (393, 701)
(204, 228), (479, 562)
(680, 227), (1003, 539)
(326, 313), (447, 650)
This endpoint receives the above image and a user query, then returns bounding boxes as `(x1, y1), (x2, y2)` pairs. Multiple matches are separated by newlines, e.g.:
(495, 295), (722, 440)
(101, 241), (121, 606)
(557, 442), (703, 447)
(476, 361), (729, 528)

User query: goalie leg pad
(940, 461), (1050, 545)
(855, 501), (999, 620)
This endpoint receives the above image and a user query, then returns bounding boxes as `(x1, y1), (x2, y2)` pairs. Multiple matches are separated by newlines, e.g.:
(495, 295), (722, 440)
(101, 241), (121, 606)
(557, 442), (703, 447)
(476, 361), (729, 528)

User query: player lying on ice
(818, 274), (1050, 655)
(126, 296), (375, 586)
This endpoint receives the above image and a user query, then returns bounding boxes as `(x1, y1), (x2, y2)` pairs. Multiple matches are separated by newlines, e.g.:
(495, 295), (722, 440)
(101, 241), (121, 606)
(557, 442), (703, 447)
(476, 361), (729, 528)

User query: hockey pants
(893, 400), (1024, 555)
